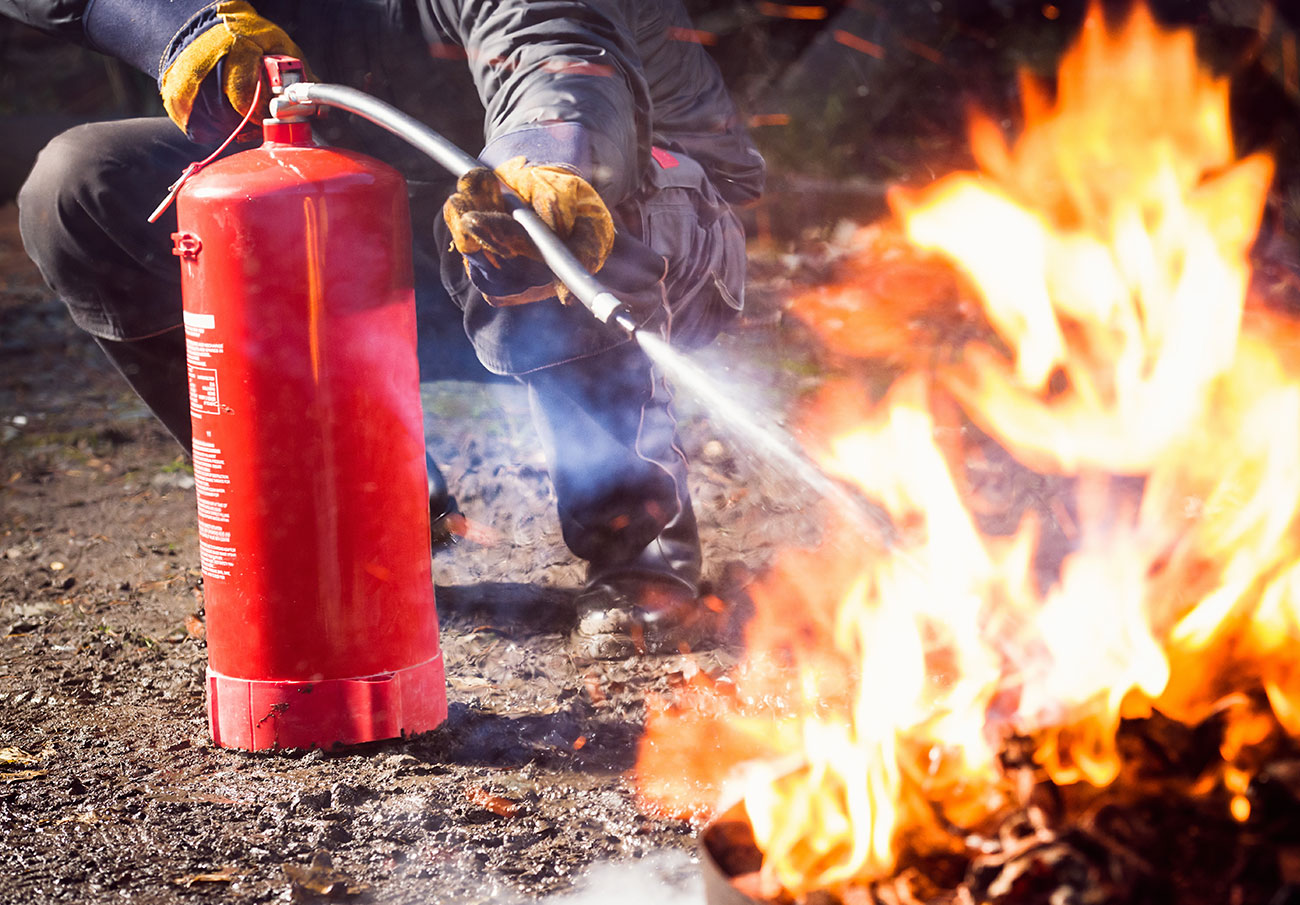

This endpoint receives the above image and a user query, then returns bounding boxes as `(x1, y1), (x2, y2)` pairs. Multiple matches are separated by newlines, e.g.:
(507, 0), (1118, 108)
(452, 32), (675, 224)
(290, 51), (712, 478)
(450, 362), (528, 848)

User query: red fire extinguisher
(170, 93), (446, 750)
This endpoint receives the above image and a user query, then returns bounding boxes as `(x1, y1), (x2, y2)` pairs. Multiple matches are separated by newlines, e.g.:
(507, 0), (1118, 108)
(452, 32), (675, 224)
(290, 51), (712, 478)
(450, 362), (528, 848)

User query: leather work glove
(158, 1), (309, 137)
(443, 157), (616, 306)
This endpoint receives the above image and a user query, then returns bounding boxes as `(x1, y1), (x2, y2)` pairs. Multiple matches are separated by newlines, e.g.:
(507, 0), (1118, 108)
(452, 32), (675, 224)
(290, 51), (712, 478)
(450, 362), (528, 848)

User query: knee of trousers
(17, 120), (185, 341)
(18, 124), (114, 284)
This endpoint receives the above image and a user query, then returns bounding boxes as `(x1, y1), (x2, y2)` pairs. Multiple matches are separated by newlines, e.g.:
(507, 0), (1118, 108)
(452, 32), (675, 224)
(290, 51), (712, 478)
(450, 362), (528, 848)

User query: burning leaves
(640, 2), (1300, 901)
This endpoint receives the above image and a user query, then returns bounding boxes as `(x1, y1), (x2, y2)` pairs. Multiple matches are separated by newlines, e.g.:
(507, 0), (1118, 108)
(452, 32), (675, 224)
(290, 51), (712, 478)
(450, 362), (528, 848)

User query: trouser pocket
(626, 148), (746, 348)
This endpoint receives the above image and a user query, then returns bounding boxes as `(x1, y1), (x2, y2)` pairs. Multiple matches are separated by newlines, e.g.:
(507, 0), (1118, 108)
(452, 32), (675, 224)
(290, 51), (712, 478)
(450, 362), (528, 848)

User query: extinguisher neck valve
(263, 55), (306, 93)
(262, 119), (314, 146)
(269, 95), (317, 122)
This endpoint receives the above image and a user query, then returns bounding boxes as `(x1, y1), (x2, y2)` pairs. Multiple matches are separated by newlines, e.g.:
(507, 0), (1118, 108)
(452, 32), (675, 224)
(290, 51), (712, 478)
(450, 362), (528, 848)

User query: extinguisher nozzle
(609, 309), (639, 336)
(587, 291), (638, 335)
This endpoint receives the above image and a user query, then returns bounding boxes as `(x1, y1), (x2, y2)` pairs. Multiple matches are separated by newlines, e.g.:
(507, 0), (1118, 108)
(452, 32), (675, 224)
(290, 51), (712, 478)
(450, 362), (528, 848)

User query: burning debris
(639, 4), (1300, 903)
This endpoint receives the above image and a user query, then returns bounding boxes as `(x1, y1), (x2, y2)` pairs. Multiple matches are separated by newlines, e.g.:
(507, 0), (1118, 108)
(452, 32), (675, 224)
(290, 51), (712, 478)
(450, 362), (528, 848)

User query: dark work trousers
(16, 117), (704, 586)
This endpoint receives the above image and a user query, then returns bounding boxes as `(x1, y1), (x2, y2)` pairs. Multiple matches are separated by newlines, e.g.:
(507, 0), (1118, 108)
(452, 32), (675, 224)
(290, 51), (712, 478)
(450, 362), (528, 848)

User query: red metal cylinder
(173, 119), (446, 750)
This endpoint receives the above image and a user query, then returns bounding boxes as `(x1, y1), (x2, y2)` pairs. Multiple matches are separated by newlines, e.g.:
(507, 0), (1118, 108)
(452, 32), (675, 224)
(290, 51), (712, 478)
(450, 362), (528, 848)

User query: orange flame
(637, 3), (1296, 899)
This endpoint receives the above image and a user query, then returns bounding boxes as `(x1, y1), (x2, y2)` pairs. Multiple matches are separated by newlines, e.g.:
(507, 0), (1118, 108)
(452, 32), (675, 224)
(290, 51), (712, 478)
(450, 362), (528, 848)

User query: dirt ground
(0, 195), (840, 905)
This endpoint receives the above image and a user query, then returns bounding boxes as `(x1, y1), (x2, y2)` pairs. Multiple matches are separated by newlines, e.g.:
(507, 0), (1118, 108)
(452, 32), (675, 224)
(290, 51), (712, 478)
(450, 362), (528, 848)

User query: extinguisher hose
(279, 82), (638, 335)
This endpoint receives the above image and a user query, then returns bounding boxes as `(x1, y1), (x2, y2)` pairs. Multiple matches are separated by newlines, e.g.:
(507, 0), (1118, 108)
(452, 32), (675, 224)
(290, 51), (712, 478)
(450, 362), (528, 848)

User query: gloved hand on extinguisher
(156, 1), (309, 140)
(80, 0), (310, 142)
(443, 157), (616, 306)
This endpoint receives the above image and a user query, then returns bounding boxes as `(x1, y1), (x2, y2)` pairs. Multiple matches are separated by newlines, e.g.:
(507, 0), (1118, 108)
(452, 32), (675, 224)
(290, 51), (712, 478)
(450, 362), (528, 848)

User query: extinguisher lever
(263, 55), (305, 92)
(264, 55), (320, 121)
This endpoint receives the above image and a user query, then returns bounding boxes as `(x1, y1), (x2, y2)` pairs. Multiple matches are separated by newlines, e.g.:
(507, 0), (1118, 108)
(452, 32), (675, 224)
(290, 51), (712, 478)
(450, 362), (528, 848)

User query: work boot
(426, 451), (460, 549)
(572, 572), (708, 659)
(569, 495), (714, 659)
(519, 336), (712, 657)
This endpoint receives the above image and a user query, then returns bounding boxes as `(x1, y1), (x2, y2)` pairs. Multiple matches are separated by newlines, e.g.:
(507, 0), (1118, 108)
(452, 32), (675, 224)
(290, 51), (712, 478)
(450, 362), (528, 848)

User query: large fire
(637, 3), (1300, 900)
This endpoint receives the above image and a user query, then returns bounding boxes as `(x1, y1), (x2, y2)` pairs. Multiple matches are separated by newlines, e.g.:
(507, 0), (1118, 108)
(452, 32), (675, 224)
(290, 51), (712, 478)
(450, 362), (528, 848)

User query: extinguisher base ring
(207, 654), (448, 751)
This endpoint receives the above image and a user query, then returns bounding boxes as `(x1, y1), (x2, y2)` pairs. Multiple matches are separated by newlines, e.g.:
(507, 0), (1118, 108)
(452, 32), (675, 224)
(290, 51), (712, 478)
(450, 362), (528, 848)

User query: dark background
(3, 0), (1300, 235)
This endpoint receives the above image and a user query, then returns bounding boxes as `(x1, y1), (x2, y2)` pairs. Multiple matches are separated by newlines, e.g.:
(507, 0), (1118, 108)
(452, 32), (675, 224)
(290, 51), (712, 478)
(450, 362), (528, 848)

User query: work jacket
(0, 0), (765, 209)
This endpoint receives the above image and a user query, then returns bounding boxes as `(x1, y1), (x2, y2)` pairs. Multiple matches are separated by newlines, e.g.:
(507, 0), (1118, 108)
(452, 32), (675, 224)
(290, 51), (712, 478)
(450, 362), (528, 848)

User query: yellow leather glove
(443, 157), (616, 306)
(158, 1), (309, 135)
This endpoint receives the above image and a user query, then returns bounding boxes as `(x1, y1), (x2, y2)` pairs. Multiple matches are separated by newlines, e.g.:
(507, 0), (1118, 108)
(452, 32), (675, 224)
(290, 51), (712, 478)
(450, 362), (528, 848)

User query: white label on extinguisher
(183, 311), (215, 331)
(186, 332), (225, 417)
(192, 437), (235, 581)
(189, 368), (220, 415)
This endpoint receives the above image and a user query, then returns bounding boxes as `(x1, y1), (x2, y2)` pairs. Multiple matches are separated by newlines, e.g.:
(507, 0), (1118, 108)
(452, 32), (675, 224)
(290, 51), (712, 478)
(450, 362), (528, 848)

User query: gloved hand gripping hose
(275, 81), (641, 336)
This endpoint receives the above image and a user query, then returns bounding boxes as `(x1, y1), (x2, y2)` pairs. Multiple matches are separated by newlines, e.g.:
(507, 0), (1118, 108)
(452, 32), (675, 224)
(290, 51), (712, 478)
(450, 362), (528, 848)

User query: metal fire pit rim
(699, 798), (771, 905)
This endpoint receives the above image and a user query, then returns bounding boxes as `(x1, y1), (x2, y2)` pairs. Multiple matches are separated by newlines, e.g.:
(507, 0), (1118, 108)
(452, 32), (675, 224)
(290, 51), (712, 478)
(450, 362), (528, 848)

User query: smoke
(538, 850), (704, 905)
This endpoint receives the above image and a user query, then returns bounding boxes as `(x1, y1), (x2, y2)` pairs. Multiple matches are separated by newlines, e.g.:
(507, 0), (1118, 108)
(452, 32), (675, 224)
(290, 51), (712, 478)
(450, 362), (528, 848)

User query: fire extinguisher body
(174, 120), (446, 750)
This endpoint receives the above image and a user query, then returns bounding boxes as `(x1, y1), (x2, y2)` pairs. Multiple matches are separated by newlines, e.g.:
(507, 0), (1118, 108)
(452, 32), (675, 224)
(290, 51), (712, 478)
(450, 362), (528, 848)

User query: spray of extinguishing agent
(166, 57), (899, 752)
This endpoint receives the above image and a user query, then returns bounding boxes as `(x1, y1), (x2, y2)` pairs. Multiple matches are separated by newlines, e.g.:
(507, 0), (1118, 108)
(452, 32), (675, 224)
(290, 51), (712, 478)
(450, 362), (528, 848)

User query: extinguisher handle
(277, 82), (638, 335)
(262, 54), (306, 92)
